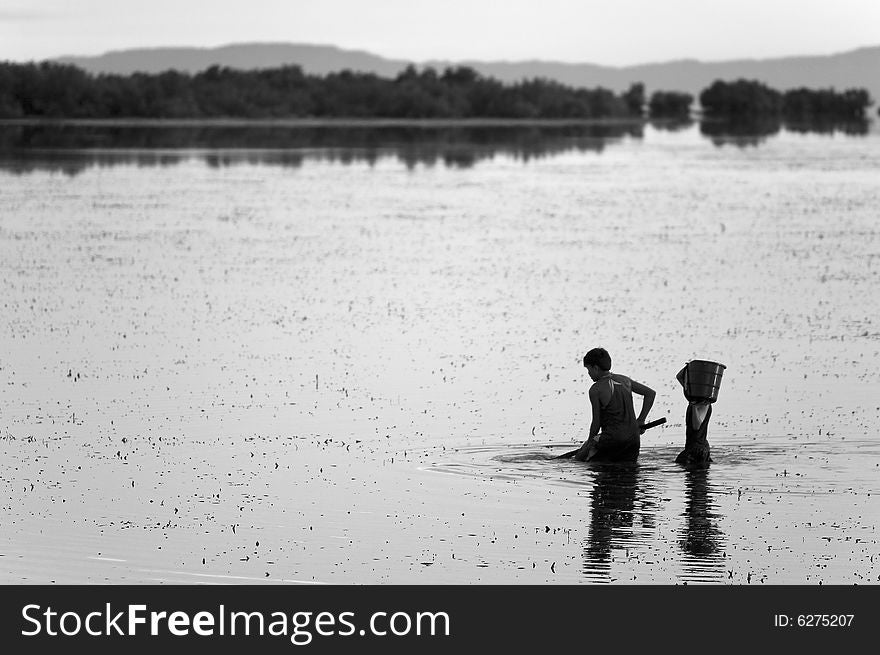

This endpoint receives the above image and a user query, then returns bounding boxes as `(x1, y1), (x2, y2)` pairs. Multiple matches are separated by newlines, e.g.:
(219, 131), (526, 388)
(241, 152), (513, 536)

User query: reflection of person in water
(679, 465), (725, 563)
(582, 463), (655, 580)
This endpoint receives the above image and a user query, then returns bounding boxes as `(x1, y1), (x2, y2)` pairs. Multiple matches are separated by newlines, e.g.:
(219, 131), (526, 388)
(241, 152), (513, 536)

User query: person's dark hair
(583, 348), (612, 371)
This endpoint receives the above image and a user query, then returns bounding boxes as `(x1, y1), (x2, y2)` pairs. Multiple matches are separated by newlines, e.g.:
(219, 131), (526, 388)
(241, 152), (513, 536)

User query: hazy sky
(2, 0), (880, 65)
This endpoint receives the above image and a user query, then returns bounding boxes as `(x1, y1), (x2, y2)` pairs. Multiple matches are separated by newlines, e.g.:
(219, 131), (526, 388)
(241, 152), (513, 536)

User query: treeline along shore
(0, 61), (874, 121)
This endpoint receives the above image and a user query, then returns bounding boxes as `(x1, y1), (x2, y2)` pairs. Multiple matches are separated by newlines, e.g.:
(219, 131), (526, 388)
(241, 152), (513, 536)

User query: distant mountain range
(56, 43), (880, 104)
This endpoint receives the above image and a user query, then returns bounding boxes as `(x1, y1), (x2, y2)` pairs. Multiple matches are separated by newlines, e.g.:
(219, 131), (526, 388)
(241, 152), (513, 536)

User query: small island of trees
(648, 91), (695, 119)
(699, 79), (872, 121)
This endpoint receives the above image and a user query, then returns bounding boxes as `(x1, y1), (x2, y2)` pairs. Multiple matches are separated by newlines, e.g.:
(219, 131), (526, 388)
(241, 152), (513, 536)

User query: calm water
(1, 121), (878, 584)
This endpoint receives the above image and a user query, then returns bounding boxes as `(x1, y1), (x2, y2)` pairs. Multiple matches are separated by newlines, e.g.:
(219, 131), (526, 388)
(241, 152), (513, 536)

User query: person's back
(591, 372), (639, 441)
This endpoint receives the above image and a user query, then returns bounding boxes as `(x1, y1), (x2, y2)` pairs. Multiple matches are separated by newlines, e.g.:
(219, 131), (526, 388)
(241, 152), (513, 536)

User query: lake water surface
(1, 121), (878, 584)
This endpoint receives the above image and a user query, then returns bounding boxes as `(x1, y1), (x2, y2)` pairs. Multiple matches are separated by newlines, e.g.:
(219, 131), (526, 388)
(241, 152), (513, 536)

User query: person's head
(583, 347), (612, 381)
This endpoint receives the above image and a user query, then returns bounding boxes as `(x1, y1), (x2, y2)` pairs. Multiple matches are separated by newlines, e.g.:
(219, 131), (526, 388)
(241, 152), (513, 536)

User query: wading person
(674, 364), (712, 464)
(574, 348), (656, 462)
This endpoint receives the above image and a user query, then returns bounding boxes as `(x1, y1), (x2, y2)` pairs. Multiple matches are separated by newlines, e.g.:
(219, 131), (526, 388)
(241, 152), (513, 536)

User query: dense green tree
(648, 91), (693, 118)
(783, 87), (871, 121)
(699, 79), (783, 118)
(699, 79), (871, 122)
(622, 83), (645, 117)
(0, 65), (23, 117)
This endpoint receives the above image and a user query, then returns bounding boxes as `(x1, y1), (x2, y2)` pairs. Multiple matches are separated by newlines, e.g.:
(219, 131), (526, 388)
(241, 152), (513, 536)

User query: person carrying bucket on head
(675, 360), (726, 465)
(573, 348), (656, 462)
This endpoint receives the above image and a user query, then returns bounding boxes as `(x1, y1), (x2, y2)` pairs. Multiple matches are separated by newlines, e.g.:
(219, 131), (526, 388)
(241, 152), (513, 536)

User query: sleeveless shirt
(594, 373), (639, 441)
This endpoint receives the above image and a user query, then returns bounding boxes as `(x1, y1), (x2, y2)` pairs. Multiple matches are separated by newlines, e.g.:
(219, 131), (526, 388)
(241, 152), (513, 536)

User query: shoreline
(4, 116), (870, 131)
(0, 116), (653, 129)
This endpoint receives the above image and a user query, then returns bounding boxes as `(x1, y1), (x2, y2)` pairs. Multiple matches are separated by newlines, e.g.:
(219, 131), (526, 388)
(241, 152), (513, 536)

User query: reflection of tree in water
(648, 119), (694, 133)
(699, 117), (782, 147)
(2, 118), (871, 174)
(0, 123), (643, 175)
(700, 116), (870, 147)
(678, 464), (726, 581)
(783, 119), (870, 136)
(582, 463), (656, 582)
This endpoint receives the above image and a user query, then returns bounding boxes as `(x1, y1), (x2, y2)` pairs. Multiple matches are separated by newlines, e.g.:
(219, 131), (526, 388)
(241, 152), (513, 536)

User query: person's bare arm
(630, 379), (656, 427)
(676, 365), (687, 389)
(573, 385), (603, 461)
(588, 385), (602, 440)
(692, 401), (710, 429)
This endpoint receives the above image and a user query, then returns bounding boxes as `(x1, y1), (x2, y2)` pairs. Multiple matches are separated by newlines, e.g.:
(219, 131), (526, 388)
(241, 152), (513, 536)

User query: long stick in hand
(555, 417), (667, 459)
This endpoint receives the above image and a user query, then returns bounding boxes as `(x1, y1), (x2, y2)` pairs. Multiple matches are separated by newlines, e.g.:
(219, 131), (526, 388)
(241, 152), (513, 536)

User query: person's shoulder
(610, 373), (634, 392)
